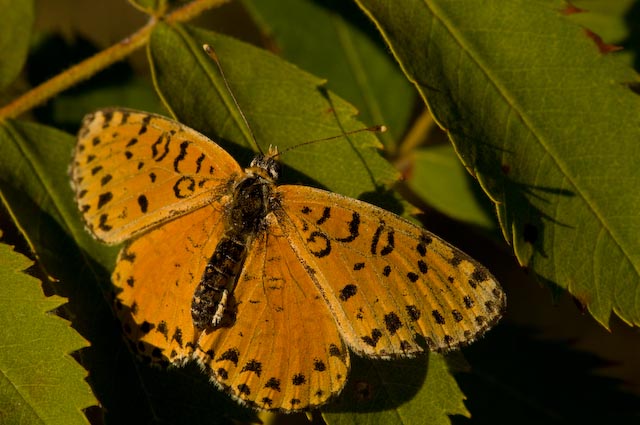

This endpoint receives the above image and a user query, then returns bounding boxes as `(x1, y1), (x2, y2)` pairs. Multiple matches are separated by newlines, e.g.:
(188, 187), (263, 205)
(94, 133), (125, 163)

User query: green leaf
(148, 22), (400, 205)
(0, 0), (34, 91)
(408, 144), (497, 230)
(569, 0), (636, 42)
(323, 353), (468, 425)
(356, 0), (640, 327)
(0, 120), (116, 273)
(0, 243), (96, 425)
(242, 0), (416, 151)
(0, 120), (116, 272)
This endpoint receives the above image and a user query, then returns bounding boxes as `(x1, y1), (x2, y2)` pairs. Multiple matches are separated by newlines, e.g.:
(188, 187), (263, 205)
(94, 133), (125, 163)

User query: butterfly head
(247, 145), (280, 181)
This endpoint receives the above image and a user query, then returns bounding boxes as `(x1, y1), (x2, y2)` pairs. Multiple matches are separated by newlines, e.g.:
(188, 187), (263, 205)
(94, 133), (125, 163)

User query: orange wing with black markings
(71, 108), (241, 244)
(276, 186), (505, 356)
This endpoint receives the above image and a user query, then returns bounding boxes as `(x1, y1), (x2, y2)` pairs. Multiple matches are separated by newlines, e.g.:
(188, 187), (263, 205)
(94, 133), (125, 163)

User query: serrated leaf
(0, 243), (96, 425)
(148, 22), (400, 206)
(0, 0), (34, 91)
(569, 0), (636, 42)
(356, 0), (640, 327)
(408, 145), (496, 230)
(242, 0), (416, 150)
(323, 353), (468, 425)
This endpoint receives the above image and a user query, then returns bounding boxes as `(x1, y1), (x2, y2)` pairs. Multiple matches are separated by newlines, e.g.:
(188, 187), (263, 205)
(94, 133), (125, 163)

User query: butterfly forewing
(71, 109), (242, 244)
(277, 186), (505, 355)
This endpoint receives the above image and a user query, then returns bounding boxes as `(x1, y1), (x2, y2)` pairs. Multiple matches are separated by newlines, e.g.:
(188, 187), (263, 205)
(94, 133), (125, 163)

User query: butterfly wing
(113, 202), (227, 363)
(277, 186), (505, 357)
(71, 108), (242, 244)
(197, 213), (350, 411)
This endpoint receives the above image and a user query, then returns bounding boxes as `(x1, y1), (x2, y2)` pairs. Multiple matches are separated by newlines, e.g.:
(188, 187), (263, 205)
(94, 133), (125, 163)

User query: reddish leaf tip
(584, 29), (623, 54)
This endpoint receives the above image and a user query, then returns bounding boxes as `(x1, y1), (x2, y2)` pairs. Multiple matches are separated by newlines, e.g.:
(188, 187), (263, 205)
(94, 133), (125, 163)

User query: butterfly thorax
(191, 152), (280, 331)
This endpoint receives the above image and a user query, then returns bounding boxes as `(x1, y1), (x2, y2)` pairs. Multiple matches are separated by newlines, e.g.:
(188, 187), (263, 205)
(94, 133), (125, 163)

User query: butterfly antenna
(203, 44), (262, 154)
(276, 125), (388, 158)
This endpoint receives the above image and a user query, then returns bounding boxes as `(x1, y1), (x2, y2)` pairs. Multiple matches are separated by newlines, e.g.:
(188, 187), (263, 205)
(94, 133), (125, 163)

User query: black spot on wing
(432, 310), (446, 325)
(137, 195), (149, 213)
(173, 176), (196, 199)
(383, 312), (402, 335)
(307, 231), (331, 257)
(452, 310), (463, 322)
(406, 305), (421, 321)
(237, 384), (251, 395)
(339, 284), (357, 301)
(313, 359), (326, 372)
(139, 114), (151, 135)
(100, 174), (112, 186)
(217, 348), (240, 366)
(463, 296), (474, 309)
(217, 368), (228, 380)
(316, 207), (330, 225)
(292, 374), (306, 385)
(265, 377), (281, 391)
(335, 212), (360, 243)
(241, 359), (262, 377)
(98, 192), (113, 209)
(418, 260), (428, 274)
(383, 265), (391, 277)
(362, 328), (383, 347)
(98, 214), (112, 232)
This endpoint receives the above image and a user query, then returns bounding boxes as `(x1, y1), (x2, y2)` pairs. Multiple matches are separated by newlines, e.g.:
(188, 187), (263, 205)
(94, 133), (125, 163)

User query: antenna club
(202, 44), (219, 61)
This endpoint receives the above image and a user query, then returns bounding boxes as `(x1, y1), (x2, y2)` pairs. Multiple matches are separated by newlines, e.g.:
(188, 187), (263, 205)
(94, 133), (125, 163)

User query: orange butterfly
(70, 108), (505, 411)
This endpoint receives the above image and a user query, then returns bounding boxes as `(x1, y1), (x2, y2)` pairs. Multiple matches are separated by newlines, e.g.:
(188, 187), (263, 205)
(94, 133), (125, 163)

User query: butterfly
(70, 108), (505, 411)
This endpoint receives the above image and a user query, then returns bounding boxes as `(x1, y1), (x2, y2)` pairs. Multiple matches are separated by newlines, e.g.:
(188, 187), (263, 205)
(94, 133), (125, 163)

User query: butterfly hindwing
(113, 203), (227, 363)
(197, 213), (350, 411)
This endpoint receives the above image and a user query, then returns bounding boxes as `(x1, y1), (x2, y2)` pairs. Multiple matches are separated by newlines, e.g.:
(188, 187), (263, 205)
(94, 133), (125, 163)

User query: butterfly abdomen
(191, 170), (275, 330)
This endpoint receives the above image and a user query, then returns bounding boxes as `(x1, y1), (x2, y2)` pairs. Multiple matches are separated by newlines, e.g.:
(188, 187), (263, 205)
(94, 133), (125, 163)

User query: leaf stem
(0, 0), (230, 119)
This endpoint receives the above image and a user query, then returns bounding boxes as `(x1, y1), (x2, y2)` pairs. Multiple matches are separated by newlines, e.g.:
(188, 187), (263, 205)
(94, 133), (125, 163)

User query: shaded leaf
(0, 0), (34, 91)
(0, 243), (96, 425)
(148, 22), (400, 207)
(452, 325), (640, 424)
(356, 0), (640, 327)
(0, 119), (116, 273)
(407, 145), (496, 230)
(324, 353), (468, 425)
(242, 0), (416, 150)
